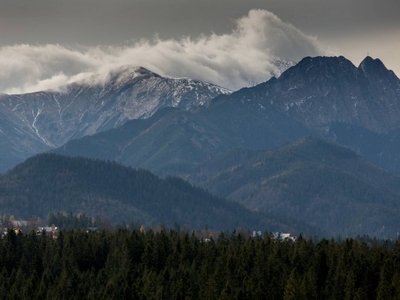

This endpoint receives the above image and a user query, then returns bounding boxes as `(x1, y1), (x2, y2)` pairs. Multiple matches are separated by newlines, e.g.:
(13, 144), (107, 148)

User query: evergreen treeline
(47, 212), (111, 230)
(1, 229), (400, 299)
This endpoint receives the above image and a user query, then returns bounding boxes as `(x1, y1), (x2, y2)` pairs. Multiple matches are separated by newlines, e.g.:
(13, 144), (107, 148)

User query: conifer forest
(0, 228), (399, 299)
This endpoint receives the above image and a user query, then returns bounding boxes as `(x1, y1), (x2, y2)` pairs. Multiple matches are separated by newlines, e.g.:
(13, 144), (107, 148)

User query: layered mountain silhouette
(2, 55), (400, 237)
(48, 56), (400, 237)
(53, 56), (400, 174)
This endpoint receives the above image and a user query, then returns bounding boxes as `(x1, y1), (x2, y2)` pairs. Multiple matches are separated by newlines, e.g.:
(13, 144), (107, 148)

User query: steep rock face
(257, 56), (400, 133)
(0, 67), (230, 170)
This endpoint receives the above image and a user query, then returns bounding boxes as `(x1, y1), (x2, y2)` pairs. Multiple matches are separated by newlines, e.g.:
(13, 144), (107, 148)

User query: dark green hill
(185, 137), (400, 237)
(0, 153), (319, 234)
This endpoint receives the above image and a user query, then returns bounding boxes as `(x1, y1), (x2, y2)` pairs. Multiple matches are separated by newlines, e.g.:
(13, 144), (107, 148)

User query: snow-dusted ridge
(271, 58), (297, 78)
(0, 65), (232, 157)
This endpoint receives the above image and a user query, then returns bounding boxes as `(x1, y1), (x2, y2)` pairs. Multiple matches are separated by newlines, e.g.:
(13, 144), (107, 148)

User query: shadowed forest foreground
(0, 229), (400, 299)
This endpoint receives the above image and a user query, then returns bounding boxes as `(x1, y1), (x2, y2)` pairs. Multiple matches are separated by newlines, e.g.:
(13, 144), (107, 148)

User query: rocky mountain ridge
(52, 56), (400, 175)
(0, 66), (230, 171)
(254, 56), (400, 133)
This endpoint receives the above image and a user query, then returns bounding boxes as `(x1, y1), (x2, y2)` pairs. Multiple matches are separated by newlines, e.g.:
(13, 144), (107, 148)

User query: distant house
(37, 226), (58, 238)
(272, 232), (296, 242)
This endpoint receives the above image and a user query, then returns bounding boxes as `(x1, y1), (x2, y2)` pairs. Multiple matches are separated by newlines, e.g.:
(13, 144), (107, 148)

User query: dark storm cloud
(0, 0), (398, 45)
(0, 10), (327, 93)
(0, 0), (398, 93)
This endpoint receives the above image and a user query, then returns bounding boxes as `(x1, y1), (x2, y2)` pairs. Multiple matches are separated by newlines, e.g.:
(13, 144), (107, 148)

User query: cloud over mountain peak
(0, 10), (327, 94)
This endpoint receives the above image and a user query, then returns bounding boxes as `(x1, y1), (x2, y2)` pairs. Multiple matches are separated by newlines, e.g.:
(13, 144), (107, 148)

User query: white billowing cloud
(0, 10), (326, 94)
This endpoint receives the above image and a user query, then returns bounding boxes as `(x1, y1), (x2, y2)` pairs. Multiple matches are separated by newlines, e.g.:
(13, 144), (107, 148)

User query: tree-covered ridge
(186, 136), (400, 237)
(0, 229), (400, 299)
(51, 97), (313, 177)
(0, 153), (313, 233)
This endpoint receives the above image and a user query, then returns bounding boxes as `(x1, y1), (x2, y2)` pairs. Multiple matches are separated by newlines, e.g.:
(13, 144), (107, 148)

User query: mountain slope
(185, 137), (400, 237)
(0, 66), (230, 172)
(53, 99), (314, 176)
(52, 55), (400, 174)
(251, 56), (400, 172)
(259, 56), (400, 133)
(0, 108), (39, 168)
(0, 153), (320, 234)
(53, 127), (400, 237)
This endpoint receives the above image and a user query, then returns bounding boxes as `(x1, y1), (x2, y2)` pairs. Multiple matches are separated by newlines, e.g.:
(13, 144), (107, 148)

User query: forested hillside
(185, 137), (400, 237)
(0, 229), (399, 299)
(0, 153), (317, 233)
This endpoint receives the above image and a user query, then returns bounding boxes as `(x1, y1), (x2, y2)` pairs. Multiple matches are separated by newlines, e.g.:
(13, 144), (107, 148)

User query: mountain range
(53, 56), (400, 174)
(1, 55), (400, 237)
(0, 66), (230, 172)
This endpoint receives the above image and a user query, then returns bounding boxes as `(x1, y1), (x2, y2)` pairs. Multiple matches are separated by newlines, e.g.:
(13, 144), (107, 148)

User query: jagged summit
(359, 56), (400, 84)
(359, 56), (385, 70)
(107, 66), (161, 83)
(285, 55), (398, 85)
(275, 56), (358, 88)
(247, 55), (400, 133)
(359, 55), (377, 64)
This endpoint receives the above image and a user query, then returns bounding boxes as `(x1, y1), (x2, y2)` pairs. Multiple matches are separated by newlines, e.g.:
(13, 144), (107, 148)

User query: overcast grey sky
(0, 0), (399, 93)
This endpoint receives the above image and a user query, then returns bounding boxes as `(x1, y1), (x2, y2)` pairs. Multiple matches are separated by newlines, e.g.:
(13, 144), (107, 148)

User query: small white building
(272, 232), (296, 242)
